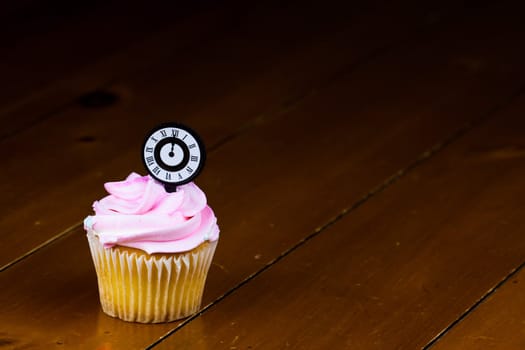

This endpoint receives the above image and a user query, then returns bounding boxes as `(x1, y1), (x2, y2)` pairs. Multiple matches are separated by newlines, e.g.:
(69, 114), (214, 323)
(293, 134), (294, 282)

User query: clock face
(142, 123), (206, 188)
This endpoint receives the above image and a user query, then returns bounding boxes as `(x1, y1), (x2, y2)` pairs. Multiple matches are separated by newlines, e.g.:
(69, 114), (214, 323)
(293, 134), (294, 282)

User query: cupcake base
(87, 232), (217, 323)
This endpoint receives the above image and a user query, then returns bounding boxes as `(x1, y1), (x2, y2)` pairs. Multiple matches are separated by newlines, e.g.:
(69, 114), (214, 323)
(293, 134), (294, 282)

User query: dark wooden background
(1, 0), (525, 349)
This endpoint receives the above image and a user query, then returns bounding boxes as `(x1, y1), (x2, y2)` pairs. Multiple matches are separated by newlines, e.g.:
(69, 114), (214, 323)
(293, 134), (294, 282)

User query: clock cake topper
(142, 123), (206, 192)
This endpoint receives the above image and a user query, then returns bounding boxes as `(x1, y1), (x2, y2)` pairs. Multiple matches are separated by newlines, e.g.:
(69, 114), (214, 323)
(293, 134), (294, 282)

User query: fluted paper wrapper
(87, 232), (217, 323)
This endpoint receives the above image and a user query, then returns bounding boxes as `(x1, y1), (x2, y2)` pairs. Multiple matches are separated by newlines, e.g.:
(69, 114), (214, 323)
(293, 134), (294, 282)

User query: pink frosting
(84, 172), (219, 254)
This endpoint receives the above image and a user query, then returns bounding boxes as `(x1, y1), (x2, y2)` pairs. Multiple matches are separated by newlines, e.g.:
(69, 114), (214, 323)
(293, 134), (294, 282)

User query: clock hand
(169, 142), (175, 158)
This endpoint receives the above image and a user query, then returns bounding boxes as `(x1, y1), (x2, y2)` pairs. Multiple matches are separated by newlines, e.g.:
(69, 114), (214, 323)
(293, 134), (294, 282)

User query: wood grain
(430, 266), (525, 350)
(154, 86), (525, 350)
(2, 2), (525, 348)
(0, 232), (177, 349)
(0, 1), (222, 139)
(0, 0), (460, 268)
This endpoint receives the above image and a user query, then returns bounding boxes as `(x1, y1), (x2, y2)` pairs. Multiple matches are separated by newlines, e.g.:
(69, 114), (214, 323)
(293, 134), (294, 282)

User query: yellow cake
(84, 173), (220, 323)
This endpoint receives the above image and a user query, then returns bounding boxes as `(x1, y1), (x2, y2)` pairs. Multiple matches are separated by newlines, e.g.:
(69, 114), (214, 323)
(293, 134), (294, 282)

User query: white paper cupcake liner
(87, 232), (217, 323)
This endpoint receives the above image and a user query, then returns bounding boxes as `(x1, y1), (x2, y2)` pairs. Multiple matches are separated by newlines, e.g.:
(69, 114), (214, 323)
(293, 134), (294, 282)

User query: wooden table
(2, 0), (525, 348)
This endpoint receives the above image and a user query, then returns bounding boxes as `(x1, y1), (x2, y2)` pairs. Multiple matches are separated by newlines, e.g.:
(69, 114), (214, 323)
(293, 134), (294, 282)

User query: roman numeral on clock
(152, 166), (161, 175)
(186, 166), (193, 173)
(145, 147), (153, 153)
(160, 130), (167, 137)
(165, 172), (171, 180)
(190, 155), (198, 162)
(172, 129), (179, 137)
(188, 143), (196, 149)
(146, 156), (154, 166)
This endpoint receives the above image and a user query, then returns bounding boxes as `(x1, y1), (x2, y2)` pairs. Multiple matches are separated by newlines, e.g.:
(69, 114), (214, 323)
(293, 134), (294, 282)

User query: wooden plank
(1, 2), (525, 348)
(0, 0), (386, 139)
(0, 232), (177, 349)
(0, 0), (454, 268)
(0, 0), (473, 141)
(430, 268), (525, 349)
(0, 1), (228, 139)
(153, 83), (525, 350)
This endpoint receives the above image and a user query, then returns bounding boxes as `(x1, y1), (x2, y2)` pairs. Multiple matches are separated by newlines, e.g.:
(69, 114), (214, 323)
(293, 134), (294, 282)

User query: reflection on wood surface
(1, 0), (525, 349)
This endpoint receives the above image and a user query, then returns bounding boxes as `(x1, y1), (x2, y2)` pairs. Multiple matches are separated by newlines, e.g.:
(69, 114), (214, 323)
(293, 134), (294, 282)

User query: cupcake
(84, 172), (219, 323)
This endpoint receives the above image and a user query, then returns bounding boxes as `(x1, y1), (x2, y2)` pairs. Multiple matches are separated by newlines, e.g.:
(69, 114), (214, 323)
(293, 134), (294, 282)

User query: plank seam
(418, 85), (525, 350)
(0, 220), (82, 273)
(0, 100), (78, 141)
(422, 260), (525, 349)
(206, 45), (390, 154)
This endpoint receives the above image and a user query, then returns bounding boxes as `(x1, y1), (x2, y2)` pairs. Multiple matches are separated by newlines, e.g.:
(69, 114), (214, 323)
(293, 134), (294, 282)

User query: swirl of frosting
(84, 172), (219, 254)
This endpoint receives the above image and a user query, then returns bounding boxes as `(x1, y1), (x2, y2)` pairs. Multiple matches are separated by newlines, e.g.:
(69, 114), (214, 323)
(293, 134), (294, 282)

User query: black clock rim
(141, 122), (207, 186)
(154, 137), (190, 172)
